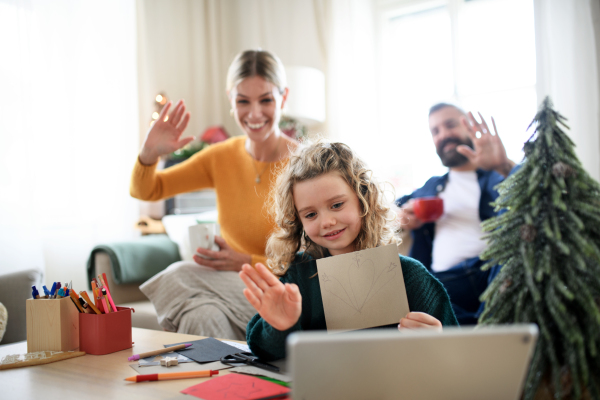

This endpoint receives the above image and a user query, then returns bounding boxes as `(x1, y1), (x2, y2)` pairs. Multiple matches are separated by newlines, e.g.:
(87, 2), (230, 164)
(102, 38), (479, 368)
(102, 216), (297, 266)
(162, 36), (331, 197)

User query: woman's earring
(229, 109), (234, 117)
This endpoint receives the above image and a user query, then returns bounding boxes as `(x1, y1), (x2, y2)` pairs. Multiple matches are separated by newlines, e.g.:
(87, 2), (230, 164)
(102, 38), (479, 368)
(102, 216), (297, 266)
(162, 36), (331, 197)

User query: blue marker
(31, 286), (40, 299)
(50, 282), (57, 299)
(43, 285), (50, 298)
(57, 288), (65, 298)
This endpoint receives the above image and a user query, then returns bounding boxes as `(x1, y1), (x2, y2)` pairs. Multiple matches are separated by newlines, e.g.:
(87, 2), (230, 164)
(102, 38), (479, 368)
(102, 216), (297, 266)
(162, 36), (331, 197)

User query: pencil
(124, 369), (219, 382)
(80, 291), (101, 314)
(128, 343), (193, 361)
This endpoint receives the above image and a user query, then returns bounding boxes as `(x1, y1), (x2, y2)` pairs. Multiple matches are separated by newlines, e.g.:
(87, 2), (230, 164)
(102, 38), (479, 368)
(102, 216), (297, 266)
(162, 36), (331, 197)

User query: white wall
(0, 1), (140, 292)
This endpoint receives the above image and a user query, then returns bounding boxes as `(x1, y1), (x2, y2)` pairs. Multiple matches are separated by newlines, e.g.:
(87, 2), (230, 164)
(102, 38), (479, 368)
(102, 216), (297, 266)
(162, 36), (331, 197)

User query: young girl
(239, 141), (458, 361)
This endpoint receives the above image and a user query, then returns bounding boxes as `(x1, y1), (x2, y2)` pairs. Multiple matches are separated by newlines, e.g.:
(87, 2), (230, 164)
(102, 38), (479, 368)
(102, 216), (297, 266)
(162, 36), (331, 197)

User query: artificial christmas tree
(479, 97), (600, 399)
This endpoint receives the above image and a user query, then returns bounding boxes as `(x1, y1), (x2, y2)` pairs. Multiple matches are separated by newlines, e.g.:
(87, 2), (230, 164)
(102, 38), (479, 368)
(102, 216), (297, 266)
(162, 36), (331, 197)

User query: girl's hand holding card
(240, 263), (302, 331)
(398, 312), (443, 332)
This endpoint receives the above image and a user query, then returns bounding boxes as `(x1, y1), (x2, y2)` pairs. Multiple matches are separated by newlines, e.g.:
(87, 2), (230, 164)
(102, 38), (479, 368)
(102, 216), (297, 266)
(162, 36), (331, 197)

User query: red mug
(412, 197), (444, 222)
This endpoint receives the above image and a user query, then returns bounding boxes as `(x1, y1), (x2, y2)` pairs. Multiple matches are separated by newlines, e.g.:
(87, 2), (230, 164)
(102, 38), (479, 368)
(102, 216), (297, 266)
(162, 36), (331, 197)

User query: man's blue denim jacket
(395, 169), (505, 271)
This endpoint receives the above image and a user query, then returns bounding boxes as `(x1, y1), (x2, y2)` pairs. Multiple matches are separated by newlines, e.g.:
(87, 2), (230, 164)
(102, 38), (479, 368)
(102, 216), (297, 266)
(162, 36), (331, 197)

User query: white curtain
(0, 0), (139, 290)
(314, 0), (379, 147)
(136, 0), (326, 147)
(534, 0), (600, 181)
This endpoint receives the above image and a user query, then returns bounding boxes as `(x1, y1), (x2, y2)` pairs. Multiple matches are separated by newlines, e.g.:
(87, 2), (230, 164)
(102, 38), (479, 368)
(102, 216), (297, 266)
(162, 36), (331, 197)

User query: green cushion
(87, 234), (181, 286)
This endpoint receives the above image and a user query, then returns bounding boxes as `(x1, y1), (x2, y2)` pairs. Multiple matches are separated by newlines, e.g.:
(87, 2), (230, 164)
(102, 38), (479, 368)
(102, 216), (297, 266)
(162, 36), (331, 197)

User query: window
(374, 0), (536, 196)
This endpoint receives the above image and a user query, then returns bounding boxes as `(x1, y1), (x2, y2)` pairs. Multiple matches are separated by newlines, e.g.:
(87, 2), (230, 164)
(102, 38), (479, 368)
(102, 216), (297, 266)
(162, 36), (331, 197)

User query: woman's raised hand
(139, 100), (192, 165)
(239, 263), (302, 331)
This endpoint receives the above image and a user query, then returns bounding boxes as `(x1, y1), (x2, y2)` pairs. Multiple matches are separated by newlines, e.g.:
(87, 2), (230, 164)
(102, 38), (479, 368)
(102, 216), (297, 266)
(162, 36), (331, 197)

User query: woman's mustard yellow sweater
(130, 136), (287, 266)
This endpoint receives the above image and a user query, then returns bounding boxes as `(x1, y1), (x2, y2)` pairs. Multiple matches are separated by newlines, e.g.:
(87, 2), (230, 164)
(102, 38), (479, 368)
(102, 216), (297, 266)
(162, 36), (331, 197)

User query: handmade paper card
(316, 244), (409, 331)
(181, 373), (290, 400)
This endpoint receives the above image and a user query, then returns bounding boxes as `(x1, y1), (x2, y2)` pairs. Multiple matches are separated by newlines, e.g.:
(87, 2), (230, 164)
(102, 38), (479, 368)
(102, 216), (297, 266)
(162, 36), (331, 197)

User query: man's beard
(436, 137), (474, 167)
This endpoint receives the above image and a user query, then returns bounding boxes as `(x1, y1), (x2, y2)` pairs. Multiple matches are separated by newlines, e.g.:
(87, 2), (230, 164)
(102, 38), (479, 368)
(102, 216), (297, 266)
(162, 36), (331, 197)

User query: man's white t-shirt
(430, 170), (487, 273)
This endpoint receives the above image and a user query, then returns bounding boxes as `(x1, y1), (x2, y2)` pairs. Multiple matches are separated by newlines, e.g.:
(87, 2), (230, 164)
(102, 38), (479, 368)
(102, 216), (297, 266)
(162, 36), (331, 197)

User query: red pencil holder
(79, 307), (133, 355)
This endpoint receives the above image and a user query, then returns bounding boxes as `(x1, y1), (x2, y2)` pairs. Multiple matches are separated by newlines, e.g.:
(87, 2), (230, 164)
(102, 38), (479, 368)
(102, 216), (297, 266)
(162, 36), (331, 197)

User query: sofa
(0, 268), (44, 345)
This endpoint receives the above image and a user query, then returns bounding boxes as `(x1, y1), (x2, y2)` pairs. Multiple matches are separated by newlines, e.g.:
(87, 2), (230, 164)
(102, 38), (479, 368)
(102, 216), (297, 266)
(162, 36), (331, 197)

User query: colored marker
(103, 285), (117, 314)
(50, 282), (57, 299)
(57, 288), (64, 298)
(100, 294), (110, 314)
(31, 286), (40, 299)
(128, 343), (193, 362)
(124, 369), (218, 382)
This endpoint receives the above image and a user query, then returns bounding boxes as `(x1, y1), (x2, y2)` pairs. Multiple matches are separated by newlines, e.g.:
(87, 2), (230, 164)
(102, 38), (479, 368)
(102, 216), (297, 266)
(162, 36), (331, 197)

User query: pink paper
(181, 373), (290, 400)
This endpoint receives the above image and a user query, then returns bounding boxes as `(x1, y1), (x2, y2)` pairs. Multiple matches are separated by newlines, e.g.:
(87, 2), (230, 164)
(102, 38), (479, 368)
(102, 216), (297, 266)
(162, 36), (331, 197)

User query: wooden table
(0, 328), (239, 399)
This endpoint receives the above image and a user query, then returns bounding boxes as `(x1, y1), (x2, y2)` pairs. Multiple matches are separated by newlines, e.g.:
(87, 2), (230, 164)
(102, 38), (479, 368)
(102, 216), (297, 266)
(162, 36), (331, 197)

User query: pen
(42, 285), (50, 298)
(56, 282), (61, 298)
(31, 286), (40, 299)
(50, 282), (57, 299)
(124, 369), (219, 382)
(56, 288), (64, 298)
(128, 343), (193, 361)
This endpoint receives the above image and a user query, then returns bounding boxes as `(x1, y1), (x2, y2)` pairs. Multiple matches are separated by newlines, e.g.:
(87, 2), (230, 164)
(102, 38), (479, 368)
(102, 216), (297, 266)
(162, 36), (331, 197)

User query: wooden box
(26, 298), (80, 352)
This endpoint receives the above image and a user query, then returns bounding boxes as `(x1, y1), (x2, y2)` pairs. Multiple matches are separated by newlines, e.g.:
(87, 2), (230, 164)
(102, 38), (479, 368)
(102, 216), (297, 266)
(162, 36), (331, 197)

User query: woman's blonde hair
(267, 139), (399, 275)
(226, 50), (287, 94)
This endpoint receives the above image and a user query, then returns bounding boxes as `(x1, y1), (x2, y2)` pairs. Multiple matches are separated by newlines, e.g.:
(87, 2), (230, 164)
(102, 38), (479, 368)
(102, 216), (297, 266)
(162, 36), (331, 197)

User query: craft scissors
(220, 352), (280, 372)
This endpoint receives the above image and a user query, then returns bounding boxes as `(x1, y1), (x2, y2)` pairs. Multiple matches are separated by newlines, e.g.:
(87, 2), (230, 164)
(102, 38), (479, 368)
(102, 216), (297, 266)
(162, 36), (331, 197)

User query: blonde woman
(131, 50), (298, 340)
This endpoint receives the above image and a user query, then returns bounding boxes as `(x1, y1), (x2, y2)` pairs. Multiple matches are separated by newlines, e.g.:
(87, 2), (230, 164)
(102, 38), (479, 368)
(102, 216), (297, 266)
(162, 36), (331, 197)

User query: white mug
(188, 223), (220, 259)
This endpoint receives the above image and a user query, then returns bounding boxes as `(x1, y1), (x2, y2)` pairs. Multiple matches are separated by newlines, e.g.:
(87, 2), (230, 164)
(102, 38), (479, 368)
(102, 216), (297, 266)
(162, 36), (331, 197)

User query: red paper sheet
(181, 373), (290, 400)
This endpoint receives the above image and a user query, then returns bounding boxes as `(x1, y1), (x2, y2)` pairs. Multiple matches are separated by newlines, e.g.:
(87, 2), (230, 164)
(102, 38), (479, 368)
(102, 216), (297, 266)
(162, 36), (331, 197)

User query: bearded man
(396, 103), (516, 325)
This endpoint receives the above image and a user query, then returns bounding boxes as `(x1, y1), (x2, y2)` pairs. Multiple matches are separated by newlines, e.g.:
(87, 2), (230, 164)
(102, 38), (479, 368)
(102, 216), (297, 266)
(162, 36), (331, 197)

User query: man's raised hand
(456, 111), (515, 177)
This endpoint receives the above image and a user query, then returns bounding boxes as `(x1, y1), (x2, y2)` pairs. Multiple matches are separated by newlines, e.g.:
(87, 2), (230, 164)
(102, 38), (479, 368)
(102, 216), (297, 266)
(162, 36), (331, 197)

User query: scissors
(220, 352), (280, 372)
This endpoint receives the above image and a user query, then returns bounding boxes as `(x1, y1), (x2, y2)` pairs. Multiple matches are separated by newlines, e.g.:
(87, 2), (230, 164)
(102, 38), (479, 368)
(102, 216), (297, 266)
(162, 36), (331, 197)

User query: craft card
(165, 337), (240, 363)
(317, 244), (410, 331)
(181, 373), (290, 400)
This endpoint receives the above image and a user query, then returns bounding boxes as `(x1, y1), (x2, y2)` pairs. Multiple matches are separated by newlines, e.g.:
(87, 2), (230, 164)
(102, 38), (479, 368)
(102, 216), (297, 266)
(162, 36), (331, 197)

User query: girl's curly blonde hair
(266, 139), (399, 275)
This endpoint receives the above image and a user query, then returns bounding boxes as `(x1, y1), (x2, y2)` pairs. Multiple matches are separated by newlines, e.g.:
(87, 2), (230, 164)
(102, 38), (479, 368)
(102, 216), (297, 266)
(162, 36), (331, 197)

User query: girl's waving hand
(240, 263), (302, 331)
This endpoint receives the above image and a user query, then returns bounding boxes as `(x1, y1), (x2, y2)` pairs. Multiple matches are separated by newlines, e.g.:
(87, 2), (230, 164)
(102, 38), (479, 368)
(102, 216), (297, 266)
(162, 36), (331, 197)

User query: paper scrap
(139, 353), (193, 366)
(181, 373), (290, 400)
(221, 340), (250, 353)
(317, 244), (409, 331)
